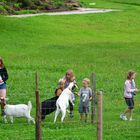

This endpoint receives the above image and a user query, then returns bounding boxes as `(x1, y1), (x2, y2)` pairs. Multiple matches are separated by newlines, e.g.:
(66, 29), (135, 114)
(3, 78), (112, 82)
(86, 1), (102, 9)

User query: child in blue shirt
(78, 78), (92, 123)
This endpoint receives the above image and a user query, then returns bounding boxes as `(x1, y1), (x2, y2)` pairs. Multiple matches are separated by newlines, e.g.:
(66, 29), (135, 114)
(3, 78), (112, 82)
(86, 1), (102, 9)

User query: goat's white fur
(54, 82), (75, 123)
(3, 100), (35, 124)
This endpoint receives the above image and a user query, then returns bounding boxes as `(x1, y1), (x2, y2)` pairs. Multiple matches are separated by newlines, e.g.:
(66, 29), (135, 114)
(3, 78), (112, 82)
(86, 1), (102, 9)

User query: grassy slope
(0, 0), (140, 139)
(105, 0), (140, 5)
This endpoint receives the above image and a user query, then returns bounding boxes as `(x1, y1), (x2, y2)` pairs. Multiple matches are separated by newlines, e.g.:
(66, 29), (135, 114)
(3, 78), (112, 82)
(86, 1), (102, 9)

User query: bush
(14, 9), (38, 15)
(13, 3), (22, 10)
(4, 4), (15, 14)
(0, 5), (7, 15)
(52, 0), (65, 8)
(0, 0), (80, 15)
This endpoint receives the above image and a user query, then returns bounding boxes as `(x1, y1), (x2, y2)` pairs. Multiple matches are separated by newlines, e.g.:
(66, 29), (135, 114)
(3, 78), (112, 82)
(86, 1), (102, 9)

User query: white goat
(0, 98), (35, 124)
(54, 82), (77, 123)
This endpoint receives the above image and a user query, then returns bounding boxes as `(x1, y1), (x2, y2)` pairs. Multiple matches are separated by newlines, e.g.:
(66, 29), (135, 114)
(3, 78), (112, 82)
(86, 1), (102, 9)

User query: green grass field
(0, 0), (140, 139)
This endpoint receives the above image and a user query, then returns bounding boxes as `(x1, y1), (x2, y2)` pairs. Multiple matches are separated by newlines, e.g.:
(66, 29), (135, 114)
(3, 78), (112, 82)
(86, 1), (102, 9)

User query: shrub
(0, 0), (80, 15)
(4, 4), (15, 14)
(14, 9), (38, 15)
(13, 3), (21, 10)
(0, 5), (7, 15)
(52, 0), (65, 9)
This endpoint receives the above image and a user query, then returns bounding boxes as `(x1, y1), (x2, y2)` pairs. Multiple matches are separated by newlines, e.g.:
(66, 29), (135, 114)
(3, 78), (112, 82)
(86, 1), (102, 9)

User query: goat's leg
(26, 113), (35, 124)
(27, 117), (31, 124)
(54, 108), (60, 123)
(27, 117), (35, 124)
(26, 113), (31, 124)
(61, 109), (66, 123)
(4, 115), (8, 123)
(30, 117), (35, 124)
(10, 116), (14, 124)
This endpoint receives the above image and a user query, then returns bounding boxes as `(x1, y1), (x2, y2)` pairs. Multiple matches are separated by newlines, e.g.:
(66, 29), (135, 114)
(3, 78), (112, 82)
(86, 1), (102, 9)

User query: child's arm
(133, 80), (139, 94)
(126, 82), (137, 93)
(55, 89), (62, 96)
(135, 88), (139, 92)
(75, 88), (82, 97)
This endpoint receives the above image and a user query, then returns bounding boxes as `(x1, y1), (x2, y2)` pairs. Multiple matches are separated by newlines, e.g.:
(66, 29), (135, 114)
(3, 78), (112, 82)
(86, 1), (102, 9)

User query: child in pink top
(120, 70), (138, 121)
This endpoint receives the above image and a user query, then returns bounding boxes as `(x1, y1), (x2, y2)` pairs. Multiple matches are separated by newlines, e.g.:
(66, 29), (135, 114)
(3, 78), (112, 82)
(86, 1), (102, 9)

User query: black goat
(41, 96), (59, 120)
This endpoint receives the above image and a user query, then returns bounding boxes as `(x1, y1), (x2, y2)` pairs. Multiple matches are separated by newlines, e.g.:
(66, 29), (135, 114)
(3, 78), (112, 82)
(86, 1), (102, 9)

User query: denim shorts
(0, 83), (6, 90)
(79, 105), (90, 114)
(125, 98), (134, 109)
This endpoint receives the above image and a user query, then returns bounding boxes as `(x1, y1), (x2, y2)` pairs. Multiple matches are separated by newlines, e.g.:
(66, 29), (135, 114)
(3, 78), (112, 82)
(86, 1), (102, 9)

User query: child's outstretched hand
(135, 88), (139, 92)
(75, 92), (80, 96)
(90, 97), (92, 101)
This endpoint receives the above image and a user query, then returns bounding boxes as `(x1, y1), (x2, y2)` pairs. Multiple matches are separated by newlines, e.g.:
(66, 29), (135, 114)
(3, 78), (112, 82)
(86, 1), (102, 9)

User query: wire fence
(0, 72), (140, 140)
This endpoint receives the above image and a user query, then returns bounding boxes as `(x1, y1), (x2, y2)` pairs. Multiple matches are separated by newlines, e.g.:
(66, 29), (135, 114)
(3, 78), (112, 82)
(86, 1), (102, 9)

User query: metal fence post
(35, 73), (42, 140)
(97, 91), (103, 140)
(91, 73), (96, 124)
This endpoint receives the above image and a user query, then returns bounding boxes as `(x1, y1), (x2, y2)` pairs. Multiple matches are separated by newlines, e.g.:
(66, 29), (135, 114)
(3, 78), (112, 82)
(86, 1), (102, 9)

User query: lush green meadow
(0, 0), (140, 139)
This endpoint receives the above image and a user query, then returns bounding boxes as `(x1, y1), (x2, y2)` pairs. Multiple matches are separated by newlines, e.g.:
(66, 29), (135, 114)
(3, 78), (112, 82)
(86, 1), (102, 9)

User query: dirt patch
(8, 8), (117, 18)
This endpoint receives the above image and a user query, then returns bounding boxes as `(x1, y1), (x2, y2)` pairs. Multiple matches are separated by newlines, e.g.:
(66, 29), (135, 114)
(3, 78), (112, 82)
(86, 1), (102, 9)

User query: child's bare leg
(85, 114), (88, 123)
(80, 114), (83, 121)
(124, 108), (130, 115)
(129, 109), (133, 119)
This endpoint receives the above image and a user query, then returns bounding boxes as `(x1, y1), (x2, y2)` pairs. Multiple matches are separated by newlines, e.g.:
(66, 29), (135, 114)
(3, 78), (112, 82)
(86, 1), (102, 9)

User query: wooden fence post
(97, 91), (103, 140)
(35, 73), (42, 140)
(91, 73), (96, 124)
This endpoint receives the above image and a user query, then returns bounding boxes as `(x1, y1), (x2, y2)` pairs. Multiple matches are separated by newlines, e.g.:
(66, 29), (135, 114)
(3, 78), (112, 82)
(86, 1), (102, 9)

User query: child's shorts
(0, 83), (6, 90)
(79, 105), (89, 114)
(125, 98), (134, 109)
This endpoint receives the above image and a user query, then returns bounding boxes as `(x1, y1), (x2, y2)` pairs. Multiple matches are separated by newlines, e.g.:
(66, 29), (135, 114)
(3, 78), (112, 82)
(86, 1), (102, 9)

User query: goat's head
(68, 81), (78, 91)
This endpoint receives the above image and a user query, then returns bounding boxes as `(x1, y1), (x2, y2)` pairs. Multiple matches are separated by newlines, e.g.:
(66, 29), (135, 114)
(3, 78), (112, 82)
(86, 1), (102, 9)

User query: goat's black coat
(41, 96), (59, 120)
(0, 67), (8, 83)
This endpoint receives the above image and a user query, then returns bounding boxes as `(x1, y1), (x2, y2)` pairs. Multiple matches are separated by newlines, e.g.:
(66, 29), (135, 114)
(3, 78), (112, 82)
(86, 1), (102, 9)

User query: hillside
(106, 0), (140, 5)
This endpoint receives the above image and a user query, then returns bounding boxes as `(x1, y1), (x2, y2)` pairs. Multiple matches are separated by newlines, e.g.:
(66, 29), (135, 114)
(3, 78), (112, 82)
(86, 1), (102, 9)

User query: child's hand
(75, 92), (80, 96)
(135, 88), (139, 92)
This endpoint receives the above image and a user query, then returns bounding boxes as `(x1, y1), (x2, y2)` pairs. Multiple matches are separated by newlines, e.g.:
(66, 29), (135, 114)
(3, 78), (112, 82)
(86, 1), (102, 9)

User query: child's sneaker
(120, 114), (127, 121)
(122, 115), (128, 121)
(129, 117), (132, 121)
(85, 119), (87, 123)
(120, 114), (124, 119)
